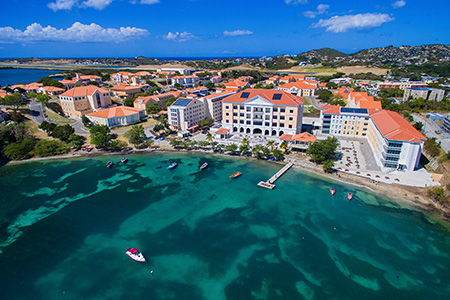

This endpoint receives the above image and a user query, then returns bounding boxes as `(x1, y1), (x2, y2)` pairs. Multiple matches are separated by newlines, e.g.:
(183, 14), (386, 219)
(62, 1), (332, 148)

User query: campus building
(403, 87), (445, 102)
(58, 85), (111, 118)
(168, 98), (205, 131)
(171, 75), (200, 87)
(86, 106), (145, 128)
(221, 89), (304, 137)
(320, 106), (426, 171)
(199, 91), (236, 121)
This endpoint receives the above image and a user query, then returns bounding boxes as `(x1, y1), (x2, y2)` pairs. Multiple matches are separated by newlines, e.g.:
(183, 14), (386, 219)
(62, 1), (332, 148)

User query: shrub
(34, 139), (69, 157)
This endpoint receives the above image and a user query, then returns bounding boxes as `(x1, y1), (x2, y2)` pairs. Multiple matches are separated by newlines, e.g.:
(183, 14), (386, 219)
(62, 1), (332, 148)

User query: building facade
(86, 106), (145, 128)
(171, 75), (200, 87)
(199, 91), (235, 121)
(168, 98), (205, 130)
(320, 106), (426, 171)
(221, 89), (304, 137)
(403, 87), (445, 102)
(59, 86), (111, 118)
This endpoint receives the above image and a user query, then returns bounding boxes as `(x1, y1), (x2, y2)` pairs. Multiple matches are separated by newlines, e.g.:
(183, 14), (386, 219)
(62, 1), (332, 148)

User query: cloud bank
(391, 0), (406, 9)
(223, 30), (253, 37)
(163, 32), (197, 42)
(312, 13), (394, 33)
(48, 0), (159, 11)
(303, 4), (329, 18)
(0, 22), (149, 43)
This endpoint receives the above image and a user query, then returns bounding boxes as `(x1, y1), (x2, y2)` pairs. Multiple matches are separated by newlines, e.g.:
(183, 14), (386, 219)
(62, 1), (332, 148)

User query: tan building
(199, 91), (236, 121)
(38, 86), (65, 96)
(221, 89), (304, 137)
(168, 98), (205, 131)
(277, 81), (317, 97)
(59, 85), (111, 118)
(134, 91), (182, 112)
(86, 106), (145, 128)
(110, 84), (149, 99)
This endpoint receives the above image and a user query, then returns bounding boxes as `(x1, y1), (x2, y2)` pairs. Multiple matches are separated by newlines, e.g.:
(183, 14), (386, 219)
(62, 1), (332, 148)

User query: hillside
(300, 48), (347, 58)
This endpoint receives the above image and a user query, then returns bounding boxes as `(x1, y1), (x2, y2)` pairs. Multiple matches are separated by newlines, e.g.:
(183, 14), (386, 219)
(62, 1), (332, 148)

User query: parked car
(160, 136), (165, 140)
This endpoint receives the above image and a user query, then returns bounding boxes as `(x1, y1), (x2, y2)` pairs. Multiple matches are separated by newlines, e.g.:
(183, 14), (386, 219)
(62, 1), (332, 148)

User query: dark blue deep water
(0, 68), (60, 86)
(0, 153), (449, 300)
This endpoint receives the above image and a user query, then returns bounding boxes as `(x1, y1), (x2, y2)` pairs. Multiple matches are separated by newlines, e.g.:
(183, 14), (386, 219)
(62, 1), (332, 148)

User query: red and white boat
(330, 188), (335, 195)
(347, 193), (353, 201)
(230, 172), (242, 179)
(200, 162), (208, 170)
(125, 247), (146, 263)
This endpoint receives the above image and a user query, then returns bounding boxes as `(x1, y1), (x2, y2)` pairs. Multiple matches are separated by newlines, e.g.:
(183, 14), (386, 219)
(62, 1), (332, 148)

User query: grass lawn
(303, 98), (312, 106)
(306, 68), (336, 73)
(45, 108), (75, 125)
(110, 118), (158, 133)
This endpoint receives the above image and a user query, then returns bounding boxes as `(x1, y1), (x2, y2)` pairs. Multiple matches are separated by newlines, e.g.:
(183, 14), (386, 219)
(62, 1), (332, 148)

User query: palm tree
(266, 140), (274, 151)
(241, 138), (249, 146)
(280, 141), (288, 153)
(239, 144), (250, 156)
(206, 132), (213, 144)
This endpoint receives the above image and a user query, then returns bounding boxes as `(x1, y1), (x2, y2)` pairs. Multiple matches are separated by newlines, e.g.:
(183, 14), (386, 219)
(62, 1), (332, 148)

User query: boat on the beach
(167, 162), (178, 170)
(125, 247), (146, 263)
(106, 161), (113, 168)
(230, 172), (242, 179)
(330, 188), (335, 195)
(200, 162), (208, 170)
(347, 193), (353, 201)
(121, 157), (128, 163)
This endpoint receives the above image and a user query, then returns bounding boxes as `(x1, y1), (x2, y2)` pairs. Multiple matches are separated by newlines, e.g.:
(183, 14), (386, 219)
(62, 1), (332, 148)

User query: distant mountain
(350, 44), (450, 61)
(299, 48), (348, 58)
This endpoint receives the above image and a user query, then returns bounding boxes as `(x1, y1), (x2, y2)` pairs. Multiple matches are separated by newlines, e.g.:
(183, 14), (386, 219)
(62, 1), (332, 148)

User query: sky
(0, 0), (448, 58)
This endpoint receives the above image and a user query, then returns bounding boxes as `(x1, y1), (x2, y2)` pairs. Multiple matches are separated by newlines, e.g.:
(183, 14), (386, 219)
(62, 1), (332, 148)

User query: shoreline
(4, 147), (449, 220)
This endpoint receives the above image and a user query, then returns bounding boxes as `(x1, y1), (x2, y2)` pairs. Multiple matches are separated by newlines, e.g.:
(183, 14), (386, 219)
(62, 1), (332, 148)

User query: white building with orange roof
(279, 74), (306, 84)
(280, 132), (317, 150)
(210, 76), (222, 84)
(23, 82), (43, 94)
(320, 106), (426, 171)
(238, 76), (253, 82)
(134, 91), (181, 112)
(135, 71), (151, 78)
(221, 89), (304, 137)
(336, 88), (382, 109)
(73, 74), (102, 84)
(171, 75), (200, 87)
(277, 81), (317, 97)
(168, 98), (205, 131)
(38, 86), (65, 96)
(58, 85), (111, 118)
(86, 106), (145, 128)
(199, 91), (236, 121)
(224, 80), (250, 92)
(59, 79), (82, 90)
(110, 71), (136, 84)
(265, 75), (280, 85)
(110, 84), (149, 99)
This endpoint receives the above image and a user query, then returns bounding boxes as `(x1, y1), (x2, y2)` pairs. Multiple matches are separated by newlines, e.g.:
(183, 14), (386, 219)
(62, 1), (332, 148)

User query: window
(289, 117), (293, 121)
(288, 124), (292, 128)
(226, 120), (229, 123)
(233, 119), (238, 123)
(246, 114), (251, 118)
(272, 122), (277, 127)
(280, 123), (285, 127)
(273, 115), (278, 119)
(253, 120), (263, 126)
(240, 113), (244, 117)
(280, 116), (285, 120)
(233, 112), (237, 116)
(240, 120), (244, 124)
(280, 108), (285, 113)
(240, 105), (244, 110)
(265, 115), (270, 120)
(273, 107), (278, 112)
(225, 106), (229, 109)
(265, 122), (270, 126)
(233, 105), (237, 109)
(289, 109), (293, 113)
(265, 108), (271, 113)
(362, 133), (366, 136)
(246, 107), (251, 111)
(247, 120), (251, 125)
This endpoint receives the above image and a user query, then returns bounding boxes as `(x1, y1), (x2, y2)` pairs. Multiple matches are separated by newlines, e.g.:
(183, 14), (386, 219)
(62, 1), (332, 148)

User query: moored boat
(167, 162), (178, 169)
(200, 162), (208, 170)
(347, 193), (353, 201)
(106, 161), (113, 168)
(121, 157), (128, 163)
(125, 247), (146, 263)
(230, 172), (242, 179)
(330, 188), (335, 195)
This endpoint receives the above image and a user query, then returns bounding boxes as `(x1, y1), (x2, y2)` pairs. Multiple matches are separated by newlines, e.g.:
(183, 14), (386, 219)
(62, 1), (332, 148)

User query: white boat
(125, 247), (146, 263)
(167, 162), (178, 169)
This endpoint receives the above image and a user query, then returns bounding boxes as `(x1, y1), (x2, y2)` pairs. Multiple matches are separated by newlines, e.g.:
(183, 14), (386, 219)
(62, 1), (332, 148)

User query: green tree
(322, 160), (334, 173)
(87, 81), (100, 86)
(239, 144), (250, 155)
(279, 141), (288, 153)
(0, 93), (27, 111)
(68, 134), (85, 148)
(4, 138), (36, 160)
(165, 96), (177, 108)
(206, 132), (213, 143)
(146, 102), (161, 114)
(170, 139), (182, 148)
(225, 144), (238, 153)
(266, 140), (275, 151)
(306, 137), (339, 164)
(82, 115), (91, 127)
(124, 98), (134, 107)
(34, 139), (69, 157)
(271, 148), (284, 161)
(413, 122), (424, 131)
(37, 77), (64, 88)
(110, 140), (128, 151)
(125, 125), (147, 146)
(39, 121), (57, 133)
(424, 137), (440, 157)
(36, 93), (51, 106)
(90, 125), (113, 148)
(50, 124), (75, 141)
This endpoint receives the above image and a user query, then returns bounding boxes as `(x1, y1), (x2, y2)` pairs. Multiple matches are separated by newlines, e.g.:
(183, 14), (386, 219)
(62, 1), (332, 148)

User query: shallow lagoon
(0, 152), (449, 299)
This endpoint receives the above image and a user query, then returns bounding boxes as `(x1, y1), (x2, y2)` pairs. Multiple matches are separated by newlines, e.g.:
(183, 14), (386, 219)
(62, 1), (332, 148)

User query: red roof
(223, 89), (304, 106)
(87, 106), (143, 119)
(61, 85), (108, 97)
(370, 110), (426, 143)
(216, 128), (230, 134)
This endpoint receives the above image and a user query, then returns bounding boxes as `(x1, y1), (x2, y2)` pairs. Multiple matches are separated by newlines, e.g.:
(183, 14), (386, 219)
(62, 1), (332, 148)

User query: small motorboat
(330, 188), (335, 195)
(200, 162), (208, 170)
(230, 172), (242, 179)
(106, 161), (113, 168)
(347, 193), (353, 201)
(167, 162), (178, 170)
(125, 247), (146, 263)
(121, 157), (128, 163)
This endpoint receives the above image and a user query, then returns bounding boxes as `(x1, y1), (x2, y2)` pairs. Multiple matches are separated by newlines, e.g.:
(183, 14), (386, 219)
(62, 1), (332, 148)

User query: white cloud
(391, 0), (406, 8)
(303, 4), (329, 18)
(312, 13), (394, 33)
(163, 32), (197, 42)
(80, 0), (113, 10)
(0, 22), (149, 43)
(285, 0), (308, 5)
(48, 0), (78, 11)
(223, 30), (253, 37)
(47, 0), (159, 11)
(140, 0), (160, 4)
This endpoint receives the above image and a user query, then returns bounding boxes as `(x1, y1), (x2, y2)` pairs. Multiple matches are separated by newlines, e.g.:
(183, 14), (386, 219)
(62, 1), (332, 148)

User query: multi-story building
(38, 86), (65, 96)
(336, 88), (382, 109)
(168, 98), (205, 131)
(58, 85), (111, 118)
(110, 72), (136, 84)
(403, 87), (445, 102)
(277, 81), (317, 97)
(134, 91), (182, 112)
(171, 75), (200, 87)
(376, 81), (427, 90)
(443, 114), (450, 133)
(110, 84), (149, 99)
(221, 89), (304, 137)
(199, 91), (236, 121)
(86, 107), (145, 128)
(320, 106), (426, 171)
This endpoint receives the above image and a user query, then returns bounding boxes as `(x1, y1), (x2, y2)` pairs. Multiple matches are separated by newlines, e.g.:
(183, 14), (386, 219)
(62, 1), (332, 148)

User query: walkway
(258, 161), (294, 189)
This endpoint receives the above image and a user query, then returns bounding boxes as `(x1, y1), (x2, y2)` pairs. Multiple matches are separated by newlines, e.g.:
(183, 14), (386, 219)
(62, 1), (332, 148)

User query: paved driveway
(413, 114), (450, 153)
(28, 101), (47, 125)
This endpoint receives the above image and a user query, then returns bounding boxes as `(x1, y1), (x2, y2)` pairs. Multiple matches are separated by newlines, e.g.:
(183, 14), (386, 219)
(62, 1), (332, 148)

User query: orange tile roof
(24, 82), (43, 90)
(11, 84), (25, 90)
(320, 105), (341, 114)
(203, 91), (235, 99)
(135, 71), (151, 76)
(280, 132), (316, 142)
(61, 85), (109, 97)
(223, 89), (304, 106)
(371, 110), (426, 143)
(279, 81), (317, 89)
(60, 79), (77, 84)
(280, 75), (305, 81)
(87, 106), (143, 118)
(0, 90), (9, 97)
(134, 96), (155, 105)
(111, 84), (148, 91)
(215, 128), (230, 134)
(42, 86), (65, 92)
(225, 80), (249, 87)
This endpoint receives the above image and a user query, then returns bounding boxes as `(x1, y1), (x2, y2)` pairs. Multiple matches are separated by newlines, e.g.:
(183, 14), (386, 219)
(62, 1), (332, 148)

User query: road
(304, 96), (323, 110)
(71, 118), (89, 135)
(412, 114), (450, 153)
(28, 101), (47, 125)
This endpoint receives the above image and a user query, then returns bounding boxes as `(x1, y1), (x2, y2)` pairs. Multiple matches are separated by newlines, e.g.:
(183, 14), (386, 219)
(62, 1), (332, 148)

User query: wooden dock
(258, 162), (294, 189)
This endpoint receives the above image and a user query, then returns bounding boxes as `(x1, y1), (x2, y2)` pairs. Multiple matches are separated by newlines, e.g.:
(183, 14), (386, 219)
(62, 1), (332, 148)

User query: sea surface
(0, 153), (449, 300)
(0, 68), (61, 86)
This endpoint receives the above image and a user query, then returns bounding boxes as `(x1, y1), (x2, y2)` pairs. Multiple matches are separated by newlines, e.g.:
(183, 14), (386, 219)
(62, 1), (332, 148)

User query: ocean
(0, 68), (61, 87)
(0, 152), (449, 300)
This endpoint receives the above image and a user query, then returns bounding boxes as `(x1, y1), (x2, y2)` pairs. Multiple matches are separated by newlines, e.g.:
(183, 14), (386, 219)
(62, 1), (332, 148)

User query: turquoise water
(0, 68), (60, 86)
(0, 153), (449, 299)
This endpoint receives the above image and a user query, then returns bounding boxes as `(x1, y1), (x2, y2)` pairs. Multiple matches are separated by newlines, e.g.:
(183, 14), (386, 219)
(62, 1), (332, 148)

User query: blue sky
(0, 0), (448, 58)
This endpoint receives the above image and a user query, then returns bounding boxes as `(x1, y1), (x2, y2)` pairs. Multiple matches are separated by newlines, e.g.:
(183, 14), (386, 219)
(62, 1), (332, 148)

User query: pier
(257, 162), (294, 189)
